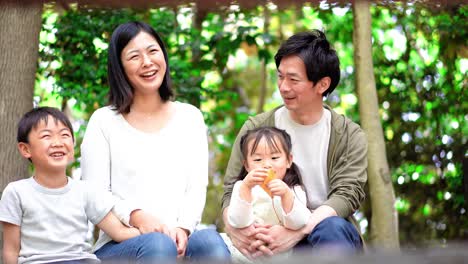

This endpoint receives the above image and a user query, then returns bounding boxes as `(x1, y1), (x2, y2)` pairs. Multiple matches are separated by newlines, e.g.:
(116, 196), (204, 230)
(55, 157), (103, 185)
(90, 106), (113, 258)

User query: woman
(81, 21), (230, 263)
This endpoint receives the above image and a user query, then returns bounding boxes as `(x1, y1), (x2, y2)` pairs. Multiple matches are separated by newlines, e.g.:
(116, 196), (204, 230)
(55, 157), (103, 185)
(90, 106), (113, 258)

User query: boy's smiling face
(18, 116), (74, 174)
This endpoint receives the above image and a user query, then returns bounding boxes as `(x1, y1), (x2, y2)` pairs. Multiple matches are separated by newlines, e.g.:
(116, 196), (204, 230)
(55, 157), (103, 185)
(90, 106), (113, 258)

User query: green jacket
(222, 105), (367, 224)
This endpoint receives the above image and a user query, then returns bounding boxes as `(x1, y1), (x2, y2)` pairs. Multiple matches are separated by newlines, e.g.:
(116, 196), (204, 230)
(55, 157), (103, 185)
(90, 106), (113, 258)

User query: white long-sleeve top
(227, 181), (311, 230)
(80, 102), (208, 251)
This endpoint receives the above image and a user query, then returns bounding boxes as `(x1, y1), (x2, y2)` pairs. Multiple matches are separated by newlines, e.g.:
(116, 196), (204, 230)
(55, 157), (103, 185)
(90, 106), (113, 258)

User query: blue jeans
(96, 229), (230, 263)
(48, 260), (98, 264)
(186, 229), (231, 262)
(294, 216), (363, 254)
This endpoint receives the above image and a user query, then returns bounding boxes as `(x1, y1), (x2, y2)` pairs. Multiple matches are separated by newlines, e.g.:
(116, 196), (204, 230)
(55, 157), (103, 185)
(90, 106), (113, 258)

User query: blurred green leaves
(35, 2), (467, 246)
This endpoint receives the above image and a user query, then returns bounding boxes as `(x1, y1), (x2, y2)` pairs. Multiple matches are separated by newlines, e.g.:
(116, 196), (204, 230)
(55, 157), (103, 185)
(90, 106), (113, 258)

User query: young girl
(225, 127), (311, 262)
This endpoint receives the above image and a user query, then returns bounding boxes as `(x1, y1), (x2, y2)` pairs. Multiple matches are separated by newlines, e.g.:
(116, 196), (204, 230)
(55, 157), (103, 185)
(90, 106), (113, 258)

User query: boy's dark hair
(236, 127), (302, 187)
(17, 107), (74, 144)
(108, 21), (173, 114)
(274, 30), (340, 97)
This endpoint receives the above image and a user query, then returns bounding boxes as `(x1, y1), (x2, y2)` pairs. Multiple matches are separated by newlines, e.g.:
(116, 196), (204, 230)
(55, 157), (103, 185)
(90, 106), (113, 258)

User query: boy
(0, 107), (140, 264)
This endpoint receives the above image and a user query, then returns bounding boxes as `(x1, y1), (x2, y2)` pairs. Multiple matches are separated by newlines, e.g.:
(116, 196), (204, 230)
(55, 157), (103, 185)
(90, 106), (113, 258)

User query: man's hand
(169, 227), (189, 258)
(225, 221), (267, 259)
(254, 206), (337, 254)
(129, 209), (169, 235)
(254, 224), (305, 254)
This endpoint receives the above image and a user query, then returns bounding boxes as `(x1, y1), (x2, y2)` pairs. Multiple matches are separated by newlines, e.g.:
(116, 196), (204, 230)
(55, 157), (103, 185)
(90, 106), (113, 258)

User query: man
(222, 30), (367, 258)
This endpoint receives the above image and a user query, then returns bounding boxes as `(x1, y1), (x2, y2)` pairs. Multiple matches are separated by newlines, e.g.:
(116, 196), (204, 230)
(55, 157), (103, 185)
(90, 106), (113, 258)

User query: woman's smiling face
(121, 31), (167, 97)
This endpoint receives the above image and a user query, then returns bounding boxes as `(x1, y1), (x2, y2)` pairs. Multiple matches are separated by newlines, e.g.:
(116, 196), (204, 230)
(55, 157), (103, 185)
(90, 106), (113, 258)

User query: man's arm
(222, 121), (252, 211)
(253, 205), (336, 255)
(223, 208), (266, 259)
(323, 126), (367, 217)
(2, 222), (20, 264)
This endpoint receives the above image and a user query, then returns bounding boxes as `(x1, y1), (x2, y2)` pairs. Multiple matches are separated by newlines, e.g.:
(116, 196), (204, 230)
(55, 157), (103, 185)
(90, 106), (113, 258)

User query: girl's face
(244, 135), (292, 180)
(121, 31), (167, 97)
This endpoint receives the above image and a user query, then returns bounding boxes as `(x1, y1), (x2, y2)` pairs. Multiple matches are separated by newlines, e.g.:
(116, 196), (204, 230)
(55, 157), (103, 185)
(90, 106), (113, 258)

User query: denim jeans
(48, 260), (98, 264)
(294, 216), (363, 254)
(185, 229), (231, 262)
(95, 229), (230, 263)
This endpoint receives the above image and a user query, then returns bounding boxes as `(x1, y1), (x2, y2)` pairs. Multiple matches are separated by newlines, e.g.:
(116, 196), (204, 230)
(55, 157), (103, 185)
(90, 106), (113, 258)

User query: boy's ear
(316, 77), (331, 95)
(17, 142), (32, 159)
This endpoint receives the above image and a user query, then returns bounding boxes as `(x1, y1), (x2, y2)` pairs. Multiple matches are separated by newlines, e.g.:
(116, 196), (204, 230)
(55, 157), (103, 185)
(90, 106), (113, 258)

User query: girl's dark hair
(236, 127), (302, 187)
(108, 21), (173, 114)
(274, 30), (340, 97)
(17, 107), (74, 144)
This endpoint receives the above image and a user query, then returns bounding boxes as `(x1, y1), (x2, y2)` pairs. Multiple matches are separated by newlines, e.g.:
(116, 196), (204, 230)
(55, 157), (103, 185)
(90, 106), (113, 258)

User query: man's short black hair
(274, 30), (340, 97)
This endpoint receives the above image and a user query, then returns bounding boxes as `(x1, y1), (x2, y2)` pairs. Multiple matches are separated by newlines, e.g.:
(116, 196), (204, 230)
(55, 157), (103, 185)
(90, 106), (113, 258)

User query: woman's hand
(169, 227), (189, 258)
(129, 209), (170, 235)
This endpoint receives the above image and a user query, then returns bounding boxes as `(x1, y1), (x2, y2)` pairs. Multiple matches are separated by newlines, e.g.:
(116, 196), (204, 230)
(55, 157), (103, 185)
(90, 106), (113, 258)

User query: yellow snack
(260, 169), (276, 197)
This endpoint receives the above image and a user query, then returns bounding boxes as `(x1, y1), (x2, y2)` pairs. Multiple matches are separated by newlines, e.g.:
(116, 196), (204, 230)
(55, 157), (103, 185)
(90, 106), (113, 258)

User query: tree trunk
(352, 0), (400, 249)
(0, 2), (42, 190)
(190, 2), (207, 108)
(257, 5), (270, 114)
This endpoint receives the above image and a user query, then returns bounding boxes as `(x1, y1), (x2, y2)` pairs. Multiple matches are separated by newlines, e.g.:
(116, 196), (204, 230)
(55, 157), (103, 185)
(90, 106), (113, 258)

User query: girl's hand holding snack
(260, 169), (276, 197)
(268, 179), (291, 199)
(242, 168), (268, 189)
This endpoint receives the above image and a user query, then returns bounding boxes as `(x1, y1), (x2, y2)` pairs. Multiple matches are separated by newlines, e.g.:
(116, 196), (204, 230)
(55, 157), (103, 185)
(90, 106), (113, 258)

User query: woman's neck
(131, 93), (165, 114)
(124, 94), (175, 133)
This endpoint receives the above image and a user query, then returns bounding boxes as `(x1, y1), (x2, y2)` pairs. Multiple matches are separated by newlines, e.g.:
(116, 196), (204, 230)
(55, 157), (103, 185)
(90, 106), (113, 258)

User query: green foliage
(36, 2), (467, 246)
(38, 4), (271, 228)
(370, 2), (467, 247)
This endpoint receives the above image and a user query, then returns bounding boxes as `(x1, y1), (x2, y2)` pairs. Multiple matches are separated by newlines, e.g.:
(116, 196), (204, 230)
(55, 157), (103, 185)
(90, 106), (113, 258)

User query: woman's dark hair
(17, 107), (75, 144)
(108, 21), (173, 114)
(236, 127), (302, 187)
(274, 30), (340, 97)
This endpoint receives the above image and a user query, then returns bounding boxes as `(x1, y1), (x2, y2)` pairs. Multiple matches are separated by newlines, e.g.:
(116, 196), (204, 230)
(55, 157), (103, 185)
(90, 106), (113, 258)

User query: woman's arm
(96, 212), (140, 242)
(2, 222), (20, 264)
(177, 108), (209, 233)
(81, 109), (137, 226)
